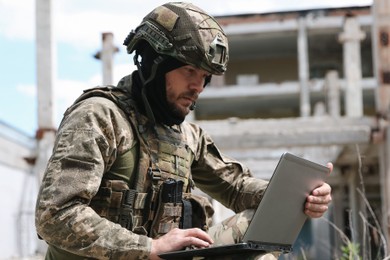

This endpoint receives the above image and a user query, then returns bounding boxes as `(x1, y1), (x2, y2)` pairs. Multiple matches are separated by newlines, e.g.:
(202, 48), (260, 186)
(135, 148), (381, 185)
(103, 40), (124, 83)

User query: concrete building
(0, 121), (38, 258)
(192, 2), (389, 259)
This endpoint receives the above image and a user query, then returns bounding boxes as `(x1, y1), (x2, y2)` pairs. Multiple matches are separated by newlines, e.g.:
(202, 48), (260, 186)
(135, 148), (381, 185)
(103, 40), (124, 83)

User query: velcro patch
(153, 6), (178, 32)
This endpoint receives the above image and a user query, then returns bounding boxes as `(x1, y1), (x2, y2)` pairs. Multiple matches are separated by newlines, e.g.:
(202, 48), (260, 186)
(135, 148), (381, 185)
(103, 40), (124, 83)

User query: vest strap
(181, 199), (193, 229)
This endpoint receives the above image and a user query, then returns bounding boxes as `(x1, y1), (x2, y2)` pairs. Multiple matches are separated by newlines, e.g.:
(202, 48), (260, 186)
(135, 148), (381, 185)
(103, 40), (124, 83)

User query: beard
(167, 101), (188, 121)
(166, 90), (198, 121)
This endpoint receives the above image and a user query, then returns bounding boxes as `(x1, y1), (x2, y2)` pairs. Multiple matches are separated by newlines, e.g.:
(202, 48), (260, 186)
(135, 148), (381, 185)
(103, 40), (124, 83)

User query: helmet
(123, 2), (229, 75)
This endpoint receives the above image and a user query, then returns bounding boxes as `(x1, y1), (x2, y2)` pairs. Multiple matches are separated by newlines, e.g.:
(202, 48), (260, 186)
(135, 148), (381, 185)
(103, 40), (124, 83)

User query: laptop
(159, 152), (330, 259)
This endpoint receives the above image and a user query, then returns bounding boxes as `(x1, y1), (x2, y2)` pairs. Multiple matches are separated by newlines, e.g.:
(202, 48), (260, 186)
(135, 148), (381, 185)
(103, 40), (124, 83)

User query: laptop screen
(242, 152), (329, 246)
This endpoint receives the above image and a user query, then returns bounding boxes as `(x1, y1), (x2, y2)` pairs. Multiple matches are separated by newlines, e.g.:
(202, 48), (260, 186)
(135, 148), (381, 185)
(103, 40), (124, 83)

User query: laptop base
(158, 242), (291, 259)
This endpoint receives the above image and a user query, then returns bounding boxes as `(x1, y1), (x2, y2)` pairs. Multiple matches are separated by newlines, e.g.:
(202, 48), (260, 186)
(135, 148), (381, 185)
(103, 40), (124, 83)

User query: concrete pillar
(297, 16), (311, 117)
(372, 0), (390, 114)
(347, 167), (362, 252)
(94, 32), (118, 85)
(35, 0), (57, 184)
(372, 0), (390, 251)
(325, 70), (341, 117)
(35, 0), (56, 255)
(332, 185), (346, 254)
(35, 0), (57, 182)
(338, 16), (365, 117)
(36, 0), (55, 129)
(379, 125), (390, 252)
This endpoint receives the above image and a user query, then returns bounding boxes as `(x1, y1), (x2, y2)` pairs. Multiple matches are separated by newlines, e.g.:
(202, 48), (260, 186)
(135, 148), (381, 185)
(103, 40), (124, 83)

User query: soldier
(35, 2), (332, 260)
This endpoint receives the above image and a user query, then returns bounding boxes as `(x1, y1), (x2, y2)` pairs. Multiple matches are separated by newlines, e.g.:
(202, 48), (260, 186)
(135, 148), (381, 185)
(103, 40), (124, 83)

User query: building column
(347, 167), (362, 250)
(325, 70), (341, 117)
(372, 0), (390, 250)
(35, 0), (57, 191)
(372, 0), (390, 115)
(338, 16), (365, 117)
(94, 32), (119, 85)
(36, 0), (55, 130)
(35, 0), (56, 255)
(297, 16), (311, 117)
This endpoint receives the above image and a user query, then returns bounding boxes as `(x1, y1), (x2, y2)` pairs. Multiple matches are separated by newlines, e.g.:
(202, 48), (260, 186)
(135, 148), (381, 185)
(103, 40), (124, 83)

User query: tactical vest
(73, 85), (214, 238)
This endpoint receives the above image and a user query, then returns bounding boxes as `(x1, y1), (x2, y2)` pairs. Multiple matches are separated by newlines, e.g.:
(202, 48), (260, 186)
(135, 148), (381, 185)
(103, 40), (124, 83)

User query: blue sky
(0, 0), (373, 137)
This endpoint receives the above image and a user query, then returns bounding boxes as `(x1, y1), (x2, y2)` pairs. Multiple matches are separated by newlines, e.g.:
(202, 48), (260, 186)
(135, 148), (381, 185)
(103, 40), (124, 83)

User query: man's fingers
(150, 228), (213, 259)
(307, 193), (332, 204)
(312, 183), (332, 196)
(305, 209), (326, 218)
(183, 228), (214, 244)
(326, 162), (333, 173)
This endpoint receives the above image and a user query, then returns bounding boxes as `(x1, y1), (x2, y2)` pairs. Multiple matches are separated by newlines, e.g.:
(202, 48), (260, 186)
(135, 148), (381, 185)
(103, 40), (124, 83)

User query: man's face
(165, 65), (210, 119)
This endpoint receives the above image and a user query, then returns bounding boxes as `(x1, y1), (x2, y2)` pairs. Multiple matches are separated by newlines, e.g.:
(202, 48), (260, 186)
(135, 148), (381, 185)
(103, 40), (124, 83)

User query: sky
(0, 0), (373, 137)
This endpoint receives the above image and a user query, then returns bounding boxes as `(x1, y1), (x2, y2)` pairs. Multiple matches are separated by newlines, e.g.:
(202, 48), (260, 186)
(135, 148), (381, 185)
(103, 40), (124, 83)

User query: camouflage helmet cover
(123, 2), (229, 75)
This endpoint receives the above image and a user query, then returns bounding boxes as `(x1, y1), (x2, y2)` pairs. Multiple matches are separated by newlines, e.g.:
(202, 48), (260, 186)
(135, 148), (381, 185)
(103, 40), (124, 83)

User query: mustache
(181, 90), (199, 101)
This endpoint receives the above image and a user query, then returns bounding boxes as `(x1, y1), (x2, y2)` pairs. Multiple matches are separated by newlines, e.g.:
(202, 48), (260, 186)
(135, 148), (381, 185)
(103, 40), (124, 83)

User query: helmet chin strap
(133, 53), (165, 124)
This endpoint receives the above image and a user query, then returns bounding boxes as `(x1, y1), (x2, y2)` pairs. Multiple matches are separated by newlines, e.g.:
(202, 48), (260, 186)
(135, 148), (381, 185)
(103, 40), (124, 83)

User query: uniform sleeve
(190, 126), (269, 213)
(35, 97), (152, 259)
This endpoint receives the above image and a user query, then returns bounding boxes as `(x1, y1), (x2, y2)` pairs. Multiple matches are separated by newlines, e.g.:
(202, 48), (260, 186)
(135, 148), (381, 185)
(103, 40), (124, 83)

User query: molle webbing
(150, 179), (184, 237)
(89, 179), (148, 232)
(74, 85), (200, 235)
(155, 203), (183, 235)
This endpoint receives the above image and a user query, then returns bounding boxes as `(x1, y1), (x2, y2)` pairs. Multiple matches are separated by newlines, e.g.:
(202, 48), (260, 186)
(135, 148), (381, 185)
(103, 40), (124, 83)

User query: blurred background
(3, 0), (390, 259)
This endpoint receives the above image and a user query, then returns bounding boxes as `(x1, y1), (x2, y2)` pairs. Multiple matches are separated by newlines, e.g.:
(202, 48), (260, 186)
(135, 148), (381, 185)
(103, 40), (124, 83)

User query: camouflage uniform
(208, 210), (281, 260)
(35, 74), (270, 259)
(35, 2), (275, 260)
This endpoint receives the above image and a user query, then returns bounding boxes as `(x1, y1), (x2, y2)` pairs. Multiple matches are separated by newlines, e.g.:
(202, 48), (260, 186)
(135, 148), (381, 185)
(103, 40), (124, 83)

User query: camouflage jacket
(35, 74), (269, 259)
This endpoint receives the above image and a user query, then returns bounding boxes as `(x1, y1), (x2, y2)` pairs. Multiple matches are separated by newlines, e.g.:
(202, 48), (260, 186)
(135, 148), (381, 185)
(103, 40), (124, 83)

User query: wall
(226, 57), (298, 85)
(0, 164), (39, 259)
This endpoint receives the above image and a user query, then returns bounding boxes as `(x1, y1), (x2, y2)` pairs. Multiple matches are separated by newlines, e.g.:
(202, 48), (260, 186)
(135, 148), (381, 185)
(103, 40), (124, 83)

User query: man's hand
(150, 228), (213, 260)
(304, 162), (333, 218)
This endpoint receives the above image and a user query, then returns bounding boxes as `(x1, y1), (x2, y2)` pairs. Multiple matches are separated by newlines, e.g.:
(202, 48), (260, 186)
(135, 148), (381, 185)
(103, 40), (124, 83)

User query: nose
(189, 76), (205, 94)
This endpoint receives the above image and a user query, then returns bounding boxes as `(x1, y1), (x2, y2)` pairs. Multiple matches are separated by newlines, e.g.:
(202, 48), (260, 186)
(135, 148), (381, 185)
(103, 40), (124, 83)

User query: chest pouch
(150, 178), (184, 238)
(89, 179), (148, 234)
(184, 193), (214, 232)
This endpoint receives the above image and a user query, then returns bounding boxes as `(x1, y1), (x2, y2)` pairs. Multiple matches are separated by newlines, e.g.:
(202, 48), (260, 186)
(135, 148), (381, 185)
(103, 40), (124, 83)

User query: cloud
(89, 63), (136, 87)
(13, 80), (83, 127)
(14, 79), (86, 116)
(16, 83), (36, 97)
(51, 0), (274, 49)
(54, 62), (137, 124)
(55, 10), (139, 50)
(53, 0), (176, 49)
(0, 0), (35, 40)
(1, 0), (373, 46)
